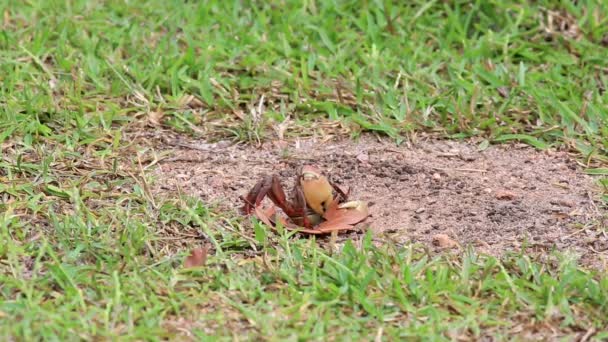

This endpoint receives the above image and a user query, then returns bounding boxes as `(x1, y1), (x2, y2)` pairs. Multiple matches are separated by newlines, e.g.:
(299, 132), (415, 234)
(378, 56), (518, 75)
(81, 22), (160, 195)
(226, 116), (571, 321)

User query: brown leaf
(254, 205), (276, 227)
(313, 200), (369, 232)
(233, 109), (246, 121)
(314, 218), (357, 232)
(289, 223), (358, 235)
(4, 10), (10, 26)
(323, 199), (342, 220)
(184, 245), (209, 268)
(324, 200), (369, 224)
(274, 118), (291, 140)
(179, 94), (205, 109)
(148, 110), (164, 126)
(497, 86), (510, 98)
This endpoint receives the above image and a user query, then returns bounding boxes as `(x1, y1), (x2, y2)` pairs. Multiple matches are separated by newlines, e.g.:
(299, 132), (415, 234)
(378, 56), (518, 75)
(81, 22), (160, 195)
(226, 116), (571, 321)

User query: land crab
(240, 165), (369, 234)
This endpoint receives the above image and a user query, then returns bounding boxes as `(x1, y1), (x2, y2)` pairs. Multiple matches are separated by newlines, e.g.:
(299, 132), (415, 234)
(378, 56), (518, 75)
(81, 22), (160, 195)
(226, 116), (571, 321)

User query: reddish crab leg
(241, 176), (268, 214)
(292, 182), (313, 228)
(329, 181), (350, 202)
(241, 174), (315, 227)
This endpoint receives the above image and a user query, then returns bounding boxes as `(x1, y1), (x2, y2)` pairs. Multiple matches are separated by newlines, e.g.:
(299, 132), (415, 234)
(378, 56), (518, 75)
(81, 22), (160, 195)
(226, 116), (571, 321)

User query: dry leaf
(179, 94), (205, 109)
(324, 200), (368, 222)
(323, 198), (343, 221)
(310, 220), (358, 232)
(274, 118), (291, 140)
(314, 218), (357, 232)
(148, 110), (164, 126)
(184, 245), (209, 268)
(4, 10), (10, 27)
(315, 199), (369, 231)
(233, 109), (246, 121)
(254, 205), (276, 227)
(288, 222), (359, 234)
(497, 86), (510, 98)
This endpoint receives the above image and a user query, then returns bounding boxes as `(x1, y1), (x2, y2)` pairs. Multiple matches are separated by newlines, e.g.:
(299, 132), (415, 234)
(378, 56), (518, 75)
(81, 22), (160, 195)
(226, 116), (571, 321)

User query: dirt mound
(149, 134), (607, 269)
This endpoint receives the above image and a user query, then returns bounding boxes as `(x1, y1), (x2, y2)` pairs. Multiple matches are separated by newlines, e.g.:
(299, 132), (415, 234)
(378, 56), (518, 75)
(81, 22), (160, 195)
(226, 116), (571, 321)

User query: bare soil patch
(147, 133), (607, 269)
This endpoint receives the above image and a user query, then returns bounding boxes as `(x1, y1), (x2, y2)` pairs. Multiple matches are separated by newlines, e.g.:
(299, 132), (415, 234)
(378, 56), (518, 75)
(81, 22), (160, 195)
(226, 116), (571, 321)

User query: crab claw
(338, 200), (369, 217)
(299, 165), (334, 216)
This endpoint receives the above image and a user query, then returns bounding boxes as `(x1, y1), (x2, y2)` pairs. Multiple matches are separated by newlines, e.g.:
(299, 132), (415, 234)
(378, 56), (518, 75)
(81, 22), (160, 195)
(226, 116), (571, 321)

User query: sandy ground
(144, 132), (607, 269)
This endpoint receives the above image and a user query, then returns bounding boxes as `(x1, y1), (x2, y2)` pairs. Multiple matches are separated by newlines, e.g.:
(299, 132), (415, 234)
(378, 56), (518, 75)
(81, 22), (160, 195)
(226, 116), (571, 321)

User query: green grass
(1, 0), (608, 339)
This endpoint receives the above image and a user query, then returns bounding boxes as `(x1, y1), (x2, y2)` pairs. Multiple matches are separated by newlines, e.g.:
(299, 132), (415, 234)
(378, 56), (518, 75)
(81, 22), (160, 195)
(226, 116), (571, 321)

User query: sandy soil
(145, 132), (607, 269)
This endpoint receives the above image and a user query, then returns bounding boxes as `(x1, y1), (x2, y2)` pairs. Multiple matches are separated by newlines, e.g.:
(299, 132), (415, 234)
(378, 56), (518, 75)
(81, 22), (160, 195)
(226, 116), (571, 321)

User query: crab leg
(293, 182), (313, 228)
(329, 180), (350, 202)
(241, 176), (269, 214)
(241, 174), (307, 220)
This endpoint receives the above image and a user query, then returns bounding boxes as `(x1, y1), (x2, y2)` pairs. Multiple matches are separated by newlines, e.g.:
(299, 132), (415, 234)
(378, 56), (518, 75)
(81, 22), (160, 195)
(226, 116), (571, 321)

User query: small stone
(356, 152), (370, 163)
(432, 234), (459, 249)
(415, 207), (426, 214)
(432, 173), (441, 180)
(550, 199), (575, 207)
(495, 190), (516, 200)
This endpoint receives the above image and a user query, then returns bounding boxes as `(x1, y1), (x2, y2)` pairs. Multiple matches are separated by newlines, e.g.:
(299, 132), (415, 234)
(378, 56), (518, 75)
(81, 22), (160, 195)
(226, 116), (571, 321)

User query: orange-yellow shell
(300, 165), (333, 215)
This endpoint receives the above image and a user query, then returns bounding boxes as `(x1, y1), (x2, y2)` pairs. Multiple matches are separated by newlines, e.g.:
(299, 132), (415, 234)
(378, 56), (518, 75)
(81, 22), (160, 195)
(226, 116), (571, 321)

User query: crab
(240, 165), (369, 234)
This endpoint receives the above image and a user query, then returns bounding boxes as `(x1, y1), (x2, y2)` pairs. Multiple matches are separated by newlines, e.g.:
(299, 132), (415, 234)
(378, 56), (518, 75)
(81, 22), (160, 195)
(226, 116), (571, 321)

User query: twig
(580, 327), (596, 342)
(137, 153), (157, 209)
(217, 219), (259, 252)
(159, 156), (207, 163)
(586, 190), (601, 216)
(436, 152), (459, 158)
(20, 46), (54, 79)
(170, 141), (237, 152)
(560, 226), (588, 241)
(432, 167), (487, 173)
(588, 246), (608, 254)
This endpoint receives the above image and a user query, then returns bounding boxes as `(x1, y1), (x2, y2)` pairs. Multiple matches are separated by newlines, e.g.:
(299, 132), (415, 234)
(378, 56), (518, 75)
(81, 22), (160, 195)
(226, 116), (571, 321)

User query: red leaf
(315, 211), (366, 230)
(323, 200), (369, 225)
(313, 220), (356, 232)
(285, 224), (358, 235)
(323, 199), (342, 221)
(254, 205), (276, 227)
(184, 245), (209, 268)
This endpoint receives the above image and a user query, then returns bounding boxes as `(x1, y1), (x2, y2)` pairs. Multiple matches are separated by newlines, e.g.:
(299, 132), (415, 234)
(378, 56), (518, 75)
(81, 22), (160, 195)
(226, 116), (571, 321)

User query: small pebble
(495, 190), (516, 200)
(432, 234), (459, 249)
